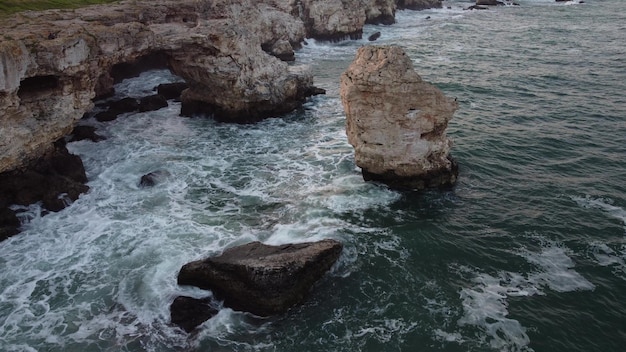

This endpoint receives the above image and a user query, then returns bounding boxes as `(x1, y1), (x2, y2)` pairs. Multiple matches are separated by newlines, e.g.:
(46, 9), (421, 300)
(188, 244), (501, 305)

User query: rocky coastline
(0, 0), (444, 240)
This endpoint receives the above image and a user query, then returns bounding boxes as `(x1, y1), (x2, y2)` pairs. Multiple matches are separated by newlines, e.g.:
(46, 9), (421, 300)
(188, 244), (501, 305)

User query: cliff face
(0, 0), (309, 173)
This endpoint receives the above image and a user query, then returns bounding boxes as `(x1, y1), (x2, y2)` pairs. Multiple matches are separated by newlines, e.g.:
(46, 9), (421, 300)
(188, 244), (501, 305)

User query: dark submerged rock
(368, 31), (382, 41)
(170, 296), (218, 332)
(108, 97), (140, 113)
(465, 5), (489, 10)
(0, 207), (20, 242)
(0, 141), (89, 240)
(68, 125), (106, 143)
(139, 170), (169, 187)
(156, 82), (188, 100)
(138, 94), (168, 112)
(177, 239), (343, 316)
(94, 110), (120, 122)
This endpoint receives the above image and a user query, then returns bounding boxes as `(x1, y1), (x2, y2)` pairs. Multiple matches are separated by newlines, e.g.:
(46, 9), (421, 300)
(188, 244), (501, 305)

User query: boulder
(170, 296), (218, 332)
(108, 97), (140, 113)
(139, 170), (169, 187)
(68, 125), (106, 143)
(177, 239), (343, 316)
(368, 31), (382, 41)
(138, 94), (168, 112)
(340, 45), (458, 190)
(156, 82), (188, 100)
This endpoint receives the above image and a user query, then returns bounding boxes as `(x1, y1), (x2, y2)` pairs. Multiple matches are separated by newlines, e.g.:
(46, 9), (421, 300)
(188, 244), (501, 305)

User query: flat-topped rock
(177, 239), (343, 316)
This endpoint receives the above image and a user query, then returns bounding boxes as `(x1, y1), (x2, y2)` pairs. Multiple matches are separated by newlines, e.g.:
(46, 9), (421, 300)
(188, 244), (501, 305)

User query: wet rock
(108, 97), (140, 113)
(170, 296), (218, 332)
(340, 45), (458, 190)
(68, 125), (106, 143)
(0, 207), (20, 242)
(139, 170), (169, 187)
(94, 110), (120, 122)
(138, 94), (168, 112)
(177, 239), (343, 316)
(368, 31), (382, 41)
(465, 5), (489, 10)
(0, 141), (89, 235)
(156, 82), (188, 100)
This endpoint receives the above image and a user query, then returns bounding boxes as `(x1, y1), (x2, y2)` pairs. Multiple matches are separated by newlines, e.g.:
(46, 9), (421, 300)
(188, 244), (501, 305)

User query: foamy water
(2, 0), (625, 351)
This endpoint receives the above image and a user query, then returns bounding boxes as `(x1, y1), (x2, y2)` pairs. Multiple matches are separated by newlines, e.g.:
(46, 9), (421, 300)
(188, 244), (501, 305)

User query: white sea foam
(572, 195), (626, 232)
(456, 238), (594, 351)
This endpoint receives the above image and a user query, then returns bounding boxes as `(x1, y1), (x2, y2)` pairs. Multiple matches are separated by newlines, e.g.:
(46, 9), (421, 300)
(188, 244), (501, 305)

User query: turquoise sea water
(1, 0), (625, 351)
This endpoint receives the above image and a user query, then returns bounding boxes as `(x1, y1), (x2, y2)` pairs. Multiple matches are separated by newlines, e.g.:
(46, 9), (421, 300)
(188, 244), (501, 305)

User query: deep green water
(1, 1), (625, 351)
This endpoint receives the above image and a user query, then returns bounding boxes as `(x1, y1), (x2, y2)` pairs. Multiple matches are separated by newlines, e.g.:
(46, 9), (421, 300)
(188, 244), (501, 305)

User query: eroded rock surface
(340, 45), (458, 190)
(0, 0), (316, 174)
(177, 239), (343, 316)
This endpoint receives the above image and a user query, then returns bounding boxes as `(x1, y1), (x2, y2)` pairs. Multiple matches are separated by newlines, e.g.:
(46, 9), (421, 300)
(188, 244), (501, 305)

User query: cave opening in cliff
(110, 51), (171, 83)
(17, 75), (60, 99)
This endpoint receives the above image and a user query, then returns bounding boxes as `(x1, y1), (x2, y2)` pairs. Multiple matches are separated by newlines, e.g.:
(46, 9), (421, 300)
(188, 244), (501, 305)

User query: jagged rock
(108, 97), (140, 113)
(68, 125), (106, 143)
(94, 110), (120, 122)
(138, 94), (168, 112)
(396, 0), (443, 11)
(368, 31), (382, 41)
(0, 207), (20, 242)
(0, 141), (89, 220)
(340, 45), (458, 190)
(139, 170), (169, 187)
(170, 296), (218, 332)
(177, 239), (343, 316)
(0, 0), (316, 173)
(0, 0), (438, 175)
(156, 82), (188, 100)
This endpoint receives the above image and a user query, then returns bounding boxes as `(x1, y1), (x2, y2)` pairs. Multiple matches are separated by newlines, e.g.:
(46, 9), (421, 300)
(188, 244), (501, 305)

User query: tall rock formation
(340, 45), (458, 190)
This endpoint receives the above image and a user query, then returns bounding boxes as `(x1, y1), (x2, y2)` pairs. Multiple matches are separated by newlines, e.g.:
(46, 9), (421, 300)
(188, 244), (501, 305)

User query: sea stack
(340, 45), (458, 190)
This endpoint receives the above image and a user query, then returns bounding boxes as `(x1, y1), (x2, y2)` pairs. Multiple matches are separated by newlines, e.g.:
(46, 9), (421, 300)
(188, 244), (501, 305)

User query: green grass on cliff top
(0, 0), (119, 17)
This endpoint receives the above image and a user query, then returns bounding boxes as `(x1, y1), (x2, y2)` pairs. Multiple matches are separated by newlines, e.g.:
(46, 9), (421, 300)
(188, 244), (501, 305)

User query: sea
(1, 0), (625, 351)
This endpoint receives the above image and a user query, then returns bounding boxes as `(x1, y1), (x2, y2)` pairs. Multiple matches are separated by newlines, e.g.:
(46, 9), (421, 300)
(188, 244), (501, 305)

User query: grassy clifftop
(0, 0), (119, 16)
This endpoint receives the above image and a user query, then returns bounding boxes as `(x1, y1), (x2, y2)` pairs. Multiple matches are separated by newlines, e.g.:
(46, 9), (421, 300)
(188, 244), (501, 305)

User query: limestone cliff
(0, 0), (314, 174)
(340, 45), (458, 190)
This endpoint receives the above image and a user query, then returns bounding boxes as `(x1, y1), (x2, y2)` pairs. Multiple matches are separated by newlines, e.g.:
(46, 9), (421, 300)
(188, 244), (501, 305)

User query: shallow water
(1, 0), (625, 351)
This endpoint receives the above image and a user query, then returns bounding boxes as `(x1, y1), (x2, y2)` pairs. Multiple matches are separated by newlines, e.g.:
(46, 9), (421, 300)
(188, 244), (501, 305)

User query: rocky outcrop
(0, 0), (317, 174)
(396, 0), (443, 10)
(177, 239), (343, 316)
(340, 45), (458, 190)
(0, 140), (89, 239)
(0, 0), (442, 176)
(170, 296), (218, 332)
